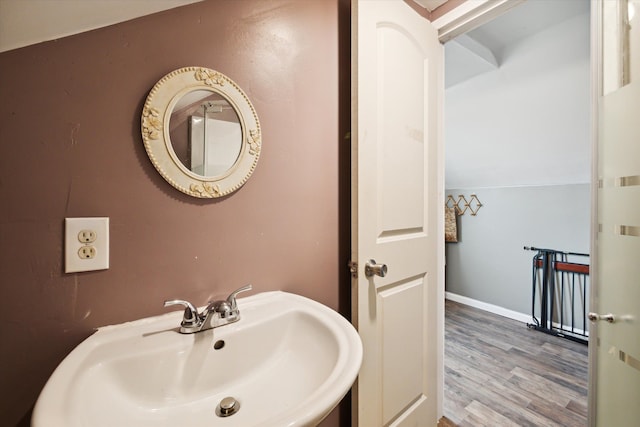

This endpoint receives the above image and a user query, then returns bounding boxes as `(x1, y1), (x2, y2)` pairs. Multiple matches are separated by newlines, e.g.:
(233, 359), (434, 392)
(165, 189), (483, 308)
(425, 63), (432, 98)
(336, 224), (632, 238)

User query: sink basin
(33, 291), (362, 427)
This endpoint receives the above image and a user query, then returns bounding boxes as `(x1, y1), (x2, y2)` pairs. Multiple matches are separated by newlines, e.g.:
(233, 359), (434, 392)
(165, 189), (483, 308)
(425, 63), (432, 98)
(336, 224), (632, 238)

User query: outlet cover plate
(65, 217), (109, 273)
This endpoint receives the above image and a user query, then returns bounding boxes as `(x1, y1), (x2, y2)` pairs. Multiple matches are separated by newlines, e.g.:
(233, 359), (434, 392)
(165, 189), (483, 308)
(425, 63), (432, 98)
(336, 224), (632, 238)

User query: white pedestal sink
(32, 291), (362, 427)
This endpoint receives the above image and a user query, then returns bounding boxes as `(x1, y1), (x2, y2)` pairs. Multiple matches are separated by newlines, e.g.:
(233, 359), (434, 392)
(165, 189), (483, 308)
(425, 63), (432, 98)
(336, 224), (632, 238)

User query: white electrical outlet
(78, 229), (97, 243)
(65, 217), (109, 273)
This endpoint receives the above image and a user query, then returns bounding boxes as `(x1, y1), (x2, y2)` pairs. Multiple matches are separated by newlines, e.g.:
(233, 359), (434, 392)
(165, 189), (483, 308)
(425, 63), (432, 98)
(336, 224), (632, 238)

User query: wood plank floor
(442, 300), (588, 427)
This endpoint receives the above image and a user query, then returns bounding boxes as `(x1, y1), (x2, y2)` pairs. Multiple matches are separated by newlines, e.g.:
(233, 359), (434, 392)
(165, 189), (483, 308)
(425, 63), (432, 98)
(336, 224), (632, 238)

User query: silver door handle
(588, 312), (616, 323)
(365, 259), (388, 278)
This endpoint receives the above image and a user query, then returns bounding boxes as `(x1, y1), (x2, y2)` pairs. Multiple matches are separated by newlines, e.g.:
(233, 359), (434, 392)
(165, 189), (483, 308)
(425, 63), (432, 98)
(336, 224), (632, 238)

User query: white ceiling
(0, 0), (204, 53)
(445, 0), (590, 88)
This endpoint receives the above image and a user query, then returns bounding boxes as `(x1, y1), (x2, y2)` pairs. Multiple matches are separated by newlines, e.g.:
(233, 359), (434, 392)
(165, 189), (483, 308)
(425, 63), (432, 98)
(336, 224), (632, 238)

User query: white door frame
(431, 0), (524, 43)
(587, 2), (600, 426)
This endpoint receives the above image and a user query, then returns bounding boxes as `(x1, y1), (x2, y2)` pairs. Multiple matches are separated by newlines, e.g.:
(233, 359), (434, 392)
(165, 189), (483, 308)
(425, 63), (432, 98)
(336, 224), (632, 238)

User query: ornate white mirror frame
(141, 67), (261, 198)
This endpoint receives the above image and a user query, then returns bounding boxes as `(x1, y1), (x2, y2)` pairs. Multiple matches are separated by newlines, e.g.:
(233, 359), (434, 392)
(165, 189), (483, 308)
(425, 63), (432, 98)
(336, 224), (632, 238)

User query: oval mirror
(141, 67), (261, 198)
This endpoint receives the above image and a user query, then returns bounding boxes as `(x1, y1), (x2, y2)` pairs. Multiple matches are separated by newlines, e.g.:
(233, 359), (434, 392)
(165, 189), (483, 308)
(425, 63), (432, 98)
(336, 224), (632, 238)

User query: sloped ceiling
(0, 0), (204, 52)
(445, 0), (590, 88)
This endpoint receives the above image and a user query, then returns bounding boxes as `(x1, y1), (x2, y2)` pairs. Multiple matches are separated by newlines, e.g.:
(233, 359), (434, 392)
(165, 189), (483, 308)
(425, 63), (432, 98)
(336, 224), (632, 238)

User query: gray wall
(445, 184), (590, 315)
(444, 6), (591, 316)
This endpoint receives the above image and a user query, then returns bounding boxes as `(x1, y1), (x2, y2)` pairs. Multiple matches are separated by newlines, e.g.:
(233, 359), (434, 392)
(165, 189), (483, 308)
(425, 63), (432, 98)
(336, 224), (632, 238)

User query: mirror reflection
(169, 90), (242, 177)
(141, 66), (261, 199)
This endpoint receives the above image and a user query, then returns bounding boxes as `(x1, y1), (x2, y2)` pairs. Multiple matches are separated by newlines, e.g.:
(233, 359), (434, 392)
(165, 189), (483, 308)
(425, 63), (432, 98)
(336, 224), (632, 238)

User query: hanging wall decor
(446, 194), (483, 216)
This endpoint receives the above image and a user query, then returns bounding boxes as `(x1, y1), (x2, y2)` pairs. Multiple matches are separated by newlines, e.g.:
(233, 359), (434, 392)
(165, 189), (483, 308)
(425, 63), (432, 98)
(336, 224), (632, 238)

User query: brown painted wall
(0, 0), (351, 425)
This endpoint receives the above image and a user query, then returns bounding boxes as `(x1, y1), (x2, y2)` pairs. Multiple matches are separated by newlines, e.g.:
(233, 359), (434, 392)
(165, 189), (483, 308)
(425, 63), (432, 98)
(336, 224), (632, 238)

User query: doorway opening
(441, 1), (591, 425)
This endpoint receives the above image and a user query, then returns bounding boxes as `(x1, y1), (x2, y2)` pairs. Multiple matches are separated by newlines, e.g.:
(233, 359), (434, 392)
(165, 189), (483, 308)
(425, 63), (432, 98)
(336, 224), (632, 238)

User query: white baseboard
(445, 292), (531, 324)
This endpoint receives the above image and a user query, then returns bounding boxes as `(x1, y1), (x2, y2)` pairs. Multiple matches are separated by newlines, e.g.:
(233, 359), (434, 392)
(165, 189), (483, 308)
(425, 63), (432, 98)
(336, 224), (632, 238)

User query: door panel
(377, 24), (427, 234)
(594, 80), (640, 426)
(352, 1), (442, 425)
(381, 279), (424, 423)
(592, 1), (640, 424)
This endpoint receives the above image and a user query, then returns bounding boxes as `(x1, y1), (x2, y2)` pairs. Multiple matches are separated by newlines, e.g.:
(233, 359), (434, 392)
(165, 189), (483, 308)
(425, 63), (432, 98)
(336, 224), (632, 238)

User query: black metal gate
(524, 246), (590, 345)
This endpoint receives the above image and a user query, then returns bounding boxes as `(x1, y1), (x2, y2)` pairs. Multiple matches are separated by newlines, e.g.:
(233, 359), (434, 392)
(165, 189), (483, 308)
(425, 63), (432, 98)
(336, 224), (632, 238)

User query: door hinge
(348, 261), (358, 279)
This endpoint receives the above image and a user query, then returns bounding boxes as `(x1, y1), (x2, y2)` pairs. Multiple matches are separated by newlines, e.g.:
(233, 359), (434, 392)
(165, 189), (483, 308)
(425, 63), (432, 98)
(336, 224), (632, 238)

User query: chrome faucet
(164, 285), (252, 334)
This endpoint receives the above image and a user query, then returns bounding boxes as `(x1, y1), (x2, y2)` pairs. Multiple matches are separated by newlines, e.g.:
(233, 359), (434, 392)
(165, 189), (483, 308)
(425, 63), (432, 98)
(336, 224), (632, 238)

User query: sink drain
(216, 396), (240, 417)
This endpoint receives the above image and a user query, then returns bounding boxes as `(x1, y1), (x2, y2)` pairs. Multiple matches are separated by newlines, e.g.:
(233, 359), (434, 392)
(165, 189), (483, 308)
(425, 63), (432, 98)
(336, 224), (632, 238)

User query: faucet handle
(226, 284), (253, 311)
(164, 299), (200, 326)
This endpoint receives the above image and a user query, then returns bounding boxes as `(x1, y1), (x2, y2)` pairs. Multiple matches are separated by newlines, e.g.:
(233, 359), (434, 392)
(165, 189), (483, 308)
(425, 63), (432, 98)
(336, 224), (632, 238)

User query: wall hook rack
(446, 194), (483, 216)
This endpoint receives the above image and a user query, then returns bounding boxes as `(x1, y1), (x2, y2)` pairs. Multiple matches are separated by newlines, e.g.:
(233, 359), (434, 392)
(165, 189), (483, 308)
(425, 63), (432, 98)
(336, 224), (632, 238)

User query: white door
(590, 1), (640, 425)
(351, 1), (443, 426)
